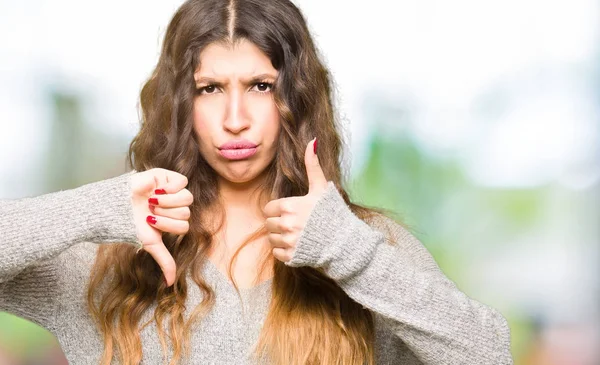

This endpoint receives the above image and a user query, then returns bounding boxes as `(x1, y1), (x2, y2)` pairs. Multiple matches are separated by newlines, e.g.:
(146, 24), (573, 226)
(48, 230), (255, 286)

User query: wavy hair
(86, 0), (402, 364)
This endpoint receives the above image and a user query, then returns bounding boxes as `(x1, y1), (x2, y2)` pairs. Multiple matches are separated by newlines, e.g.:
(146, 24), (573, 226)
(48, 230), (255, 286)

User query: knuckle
(264, 201), (272, 211)
(283, 234), (296, 246)
(264, 219), (272, 232)
(268, 232), (278, 245)
(272, 247), (281, 257)
(179, 221), (190, 234)
(280, 217), (293, 232)
(186, 192), (194, 205)
(281, 200), (294, 213)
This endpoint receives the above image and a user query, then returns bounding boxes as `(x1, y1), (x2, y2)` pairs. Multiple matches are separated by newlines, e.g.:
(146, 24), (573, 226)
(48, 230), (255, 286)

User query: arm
(285, 181), (513, 365)
(0, 171), (141, 284)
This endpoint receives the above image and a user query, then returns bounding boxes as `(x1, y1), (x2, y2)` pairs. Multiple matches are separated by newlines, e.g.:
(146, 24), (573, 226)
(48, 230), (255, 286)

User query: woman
(0, 0), (513, 364)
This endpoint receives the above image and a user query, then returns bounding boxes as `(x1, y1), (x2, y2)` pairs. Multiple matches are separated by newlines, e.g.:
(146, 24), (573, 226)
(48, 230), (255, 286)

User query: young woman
(0, 0), (513, 364)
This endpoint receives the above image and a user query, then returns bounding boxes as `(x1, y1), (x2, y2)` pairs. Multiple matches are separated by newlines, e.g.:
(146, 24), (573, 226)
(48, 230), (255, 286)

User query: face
(192, 39), (280, 187)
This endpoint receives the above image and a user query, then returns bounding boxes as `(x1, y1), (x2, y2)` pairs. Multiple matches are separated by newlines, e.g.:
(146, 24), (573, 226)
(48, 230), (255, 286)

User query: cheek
(193, 100), (222, 138)
(267, 104), (281, 140)
(248, 97), (280, 134)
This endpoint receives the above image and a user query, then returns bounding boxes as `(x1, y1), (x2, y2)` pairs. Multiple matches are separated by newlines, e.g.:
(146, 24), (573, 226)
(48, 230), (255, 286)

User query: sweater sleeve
(285, 181), (513, 365)
(0, 171), (142, 284)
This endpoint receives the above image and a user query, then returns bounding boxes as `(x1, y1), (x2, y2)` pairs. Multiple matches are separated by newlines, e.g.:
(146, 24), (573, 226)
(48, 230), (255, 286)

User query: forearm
(331, 239), (512, 364)
(0, 171), (140, 283)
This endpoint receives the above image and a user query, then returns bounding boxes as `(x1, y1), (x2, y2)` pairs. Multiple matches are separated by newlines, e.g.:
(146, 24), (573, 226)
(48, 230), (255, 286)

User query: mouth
(218, 140), (258, 150)
(218, 147), (258, 160)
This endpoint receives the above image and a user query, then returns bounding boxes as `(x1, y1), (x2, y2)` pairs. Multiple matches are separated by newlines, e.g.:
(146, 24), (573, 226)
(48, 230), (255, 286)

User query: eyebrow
(194, 73), (277, 86)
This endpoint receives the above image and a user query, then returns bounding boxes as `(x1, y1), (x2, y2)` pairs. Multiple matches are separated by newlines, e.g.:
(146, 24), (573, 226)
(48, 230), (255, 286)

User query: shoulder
(321, 182), (441, 271)
(363, 212), (442, 272)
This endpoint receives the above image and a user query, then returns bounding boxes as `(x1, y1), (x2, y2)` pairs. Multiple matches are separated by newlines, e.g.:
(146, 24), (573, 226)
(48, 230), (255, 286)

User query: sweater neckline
(203, 259), (273, 292)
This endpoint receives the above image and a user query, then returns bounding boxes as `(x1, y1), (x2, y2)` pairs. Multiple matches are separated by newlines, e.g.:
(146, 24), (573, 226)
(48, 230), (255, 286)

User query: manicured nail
(146, 215), (157, 225)
(155, 189), (167, 195)
(148, 198), (159, 205)
(313, 138), (318, 155)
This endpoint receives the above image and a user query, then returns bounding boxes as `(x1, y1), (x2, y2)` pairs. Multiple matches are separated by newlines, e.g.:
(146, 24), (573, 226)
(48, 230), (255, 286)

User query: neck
(216, 175), (270, 218)
(207, 174), (272, 268)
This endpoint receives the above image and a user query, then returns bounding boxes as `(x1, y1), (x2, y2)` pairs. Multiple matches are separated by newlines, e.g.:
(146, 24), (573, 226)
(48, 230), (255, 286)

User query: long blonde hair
(86, 0), (403, 363)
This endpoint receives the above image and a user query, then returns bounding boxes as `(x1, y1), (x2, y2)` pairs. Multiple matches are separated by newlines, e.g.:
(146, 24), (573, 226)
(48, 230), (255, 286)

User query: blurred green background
(1, 0), (598, 364)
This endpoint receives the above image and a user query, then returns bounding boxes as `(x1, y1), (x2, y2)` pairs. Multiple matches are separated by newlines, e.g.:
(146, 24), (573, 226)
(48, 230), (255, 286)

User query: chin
(218, 166), (265, 185)
(207, 153), (273, 186)
(223, 175), (255, 184)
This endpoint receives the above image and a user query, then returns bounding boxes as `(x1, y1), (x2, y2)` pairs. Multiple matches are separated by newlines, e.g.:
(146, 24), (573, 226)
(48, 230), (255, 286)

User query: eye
(252, 82), (273, 93)
(196, 85), (219, 95)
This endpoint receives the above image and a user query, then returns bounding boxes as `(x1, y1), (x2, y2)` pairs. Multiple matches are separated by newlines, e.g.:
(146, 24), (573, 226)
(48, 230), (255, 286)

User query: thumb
(142, 240), (177, 287)
(152, 168), (189, 193)
(304, 137), (327, 194)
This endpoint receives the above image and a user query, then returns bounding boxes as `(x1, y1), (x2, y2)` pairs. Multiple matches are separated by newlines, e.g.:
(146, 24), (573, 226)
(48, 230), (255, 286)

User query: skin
(191, 39), (281, 286)
(192, 39), (281, 212)
(137, 39), (329, 288)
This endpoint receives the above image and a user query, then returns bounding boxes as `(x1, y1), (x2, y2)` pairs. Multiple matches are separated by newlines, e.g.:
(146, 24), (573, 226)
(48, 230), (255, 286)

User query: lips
(218, 147), (257, 160)
(218, 139), (258, 160)
(218, 139), (258, 150)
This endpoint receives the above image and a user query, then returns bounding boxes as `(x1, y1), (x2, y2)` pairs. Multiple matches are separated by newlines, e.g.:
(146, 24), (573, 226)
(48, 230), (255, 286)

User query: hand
(130, 168), (192, 286)
(263, 138), (328, 263)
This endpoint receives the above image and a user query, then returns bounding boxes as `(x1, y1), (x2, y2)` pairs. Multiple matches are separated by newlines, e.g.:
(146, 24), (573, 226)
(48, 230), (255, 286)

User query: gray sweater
(0, 171), (513, 364)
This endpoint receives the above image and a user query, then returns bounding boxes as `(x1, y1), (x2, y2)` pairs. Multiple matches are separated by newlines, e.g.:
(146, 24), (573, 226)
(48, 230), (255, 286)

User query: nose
(223, 91), (250, 134)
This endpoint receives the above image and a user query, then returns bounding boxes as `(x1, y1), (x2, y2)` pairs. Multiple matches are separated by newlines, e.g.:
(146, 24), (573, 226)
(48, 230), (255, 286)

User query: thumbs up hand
(263, 138), (328, 263)
(130, 168), (193, 287)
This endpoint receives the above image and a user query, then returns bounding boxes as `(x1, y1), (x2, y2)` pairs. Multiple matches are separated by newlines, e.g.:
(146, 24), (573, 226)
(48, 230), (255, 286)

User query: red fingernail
(155, 189), (167, 195)
(146, 215), (157, 225)
(313, 138), (318, 154)
(148, 198), (159, 205)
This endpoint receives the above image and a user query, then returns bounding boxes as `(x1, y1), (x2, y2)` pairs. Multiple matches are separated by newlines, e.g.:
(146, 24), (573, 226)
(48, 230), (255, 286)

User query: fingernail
(146, 215), (157, 225)
(313, 138), (318, 155)
(148, 198), (159, 205)
(163, 276), (168, 286)
(155, 189), (167, 195)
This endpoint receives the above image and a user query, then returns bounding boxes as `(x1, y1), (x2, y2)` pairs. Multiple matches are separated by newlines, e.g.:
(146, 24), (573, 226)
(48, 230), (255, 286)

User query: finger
(141, 240), (177, 287)
(150, 206), (191, 221)
(272, 247), (291, 263)
(263, 196), (300, 218)
(268, 233), (287, 248)
(265, 217), (282, 234)
(152, 168), (189, 194)
(148, 188), (194, 209)
(147, 214), (190, 235)
(263, 198), (283, 218)
(304, 138), (327, 194)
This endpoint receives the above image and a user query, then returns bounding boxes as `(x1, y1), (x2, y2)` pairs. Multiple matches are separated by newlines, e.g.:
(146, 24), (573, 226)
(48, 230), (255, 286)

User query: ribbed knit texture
(0, 174), (513, 364)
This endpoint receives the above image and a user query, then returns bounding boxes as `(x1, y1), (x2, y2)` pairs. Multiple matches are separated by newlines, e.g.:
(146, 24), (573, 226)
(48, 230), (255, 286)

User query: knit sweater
(0, 171), (513, 364)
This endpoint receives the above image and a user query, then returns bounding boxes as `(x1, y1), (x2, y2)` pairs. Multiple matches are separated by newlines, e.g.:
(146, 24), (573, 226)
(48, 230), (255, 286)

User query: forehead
(194, 39), (277, 78)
